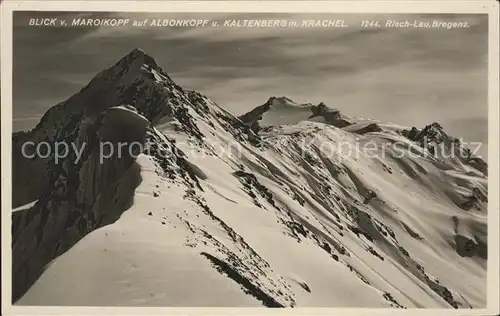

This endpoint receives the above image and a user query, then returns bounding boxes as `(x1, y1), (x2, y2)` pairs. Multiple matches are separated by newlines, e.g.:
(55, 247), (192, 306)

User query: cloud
(12, 12), (488, 152)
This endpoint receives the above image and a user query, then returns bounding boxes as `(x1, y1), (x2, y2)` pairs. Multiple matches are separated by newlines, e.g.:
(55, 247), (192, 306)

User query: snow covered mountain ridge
(12, 48), (487, 308)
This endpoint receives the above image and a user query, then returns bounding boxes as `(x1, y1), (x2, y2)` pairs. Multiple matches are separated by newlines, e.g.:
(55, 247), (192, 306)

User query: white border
(1, 1), (499, 316)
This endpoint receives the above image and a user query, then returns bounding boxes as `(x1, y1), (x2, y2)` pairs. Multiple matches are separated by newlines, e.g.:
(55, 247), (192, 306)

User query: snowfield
(12, 49), (487, 309)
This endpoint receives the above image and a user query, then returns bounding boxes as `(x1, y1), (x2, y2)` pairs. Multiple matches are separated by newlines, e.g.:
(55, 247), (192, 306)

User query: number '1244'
(361, 20), (381, 28)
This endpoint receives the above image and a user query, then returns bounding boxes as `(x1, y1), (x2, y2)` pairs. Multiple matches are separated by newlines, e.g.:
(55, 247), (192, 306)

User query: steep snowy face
(13, 49), (487, 309)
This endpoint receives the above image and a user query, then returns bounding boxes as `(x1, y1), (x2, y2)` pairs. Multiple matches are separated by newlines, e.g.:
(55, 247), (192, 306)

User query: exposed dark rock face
(233, 170), (278, 210)
(355, 123), (383, 135)
(363, 190), (377, 204)
(12, 132), (51, 208)
(402, 126), (420, 140)
(467, 157), (488, 175)
(459, 195), (479, 211)
(238, 98), (273, 126)
(450, 216), (487, 260)
(200, 252), (285, 307)
(309, 102), (352, 128)
(454, 235), (478, 257)
(410, 122), (449, 148)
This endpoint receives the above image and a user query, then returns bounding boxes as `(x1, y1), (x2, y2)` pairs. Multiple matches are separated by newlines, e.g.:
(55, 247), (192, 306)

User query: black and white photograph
(1, 1), (499, 314)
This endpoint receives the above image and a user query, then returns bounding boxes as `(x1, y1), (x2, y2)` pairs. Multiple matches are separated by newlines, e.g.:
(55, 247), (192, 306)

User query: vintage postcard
(1, 1), (499, 315)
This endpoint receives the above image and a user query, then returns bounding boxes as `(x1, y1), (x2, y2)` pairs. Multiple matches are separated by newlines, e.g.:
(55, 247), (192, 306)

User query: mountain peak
(417, 122), (447, 141)
(131, 47), (146, 55)
(266, 96), (296, 106)
(429, 122), (444, 130)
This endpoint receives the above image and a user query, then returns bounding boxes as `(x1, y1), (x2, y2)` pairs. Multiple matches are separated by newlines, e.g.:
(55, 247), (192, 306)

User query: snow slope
(12, 49), (487, 308)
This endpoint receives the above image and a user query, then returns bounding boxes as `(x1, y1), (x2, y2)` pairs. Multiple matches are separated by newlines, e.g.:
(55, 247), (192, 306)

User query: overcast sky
(13, 12), (488, 158)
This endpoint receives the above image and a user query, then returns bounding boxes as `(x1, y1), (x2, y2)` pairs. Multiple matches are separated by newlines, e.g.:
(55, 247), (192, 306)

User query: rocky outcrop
(238, 97), (273, 126)
(238, 96), (301, 131)
(12, 132), (51, 208)
(402, 127), (420, 140)
(239, 98), (353, 132)
(355, 123), (383, 135)
(450, 216), (487, 260)
(12, 106), (149, 302)
(468, 157), (488, 175)
(405, 122), (488, 175)
(309, 102), (352, 128)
